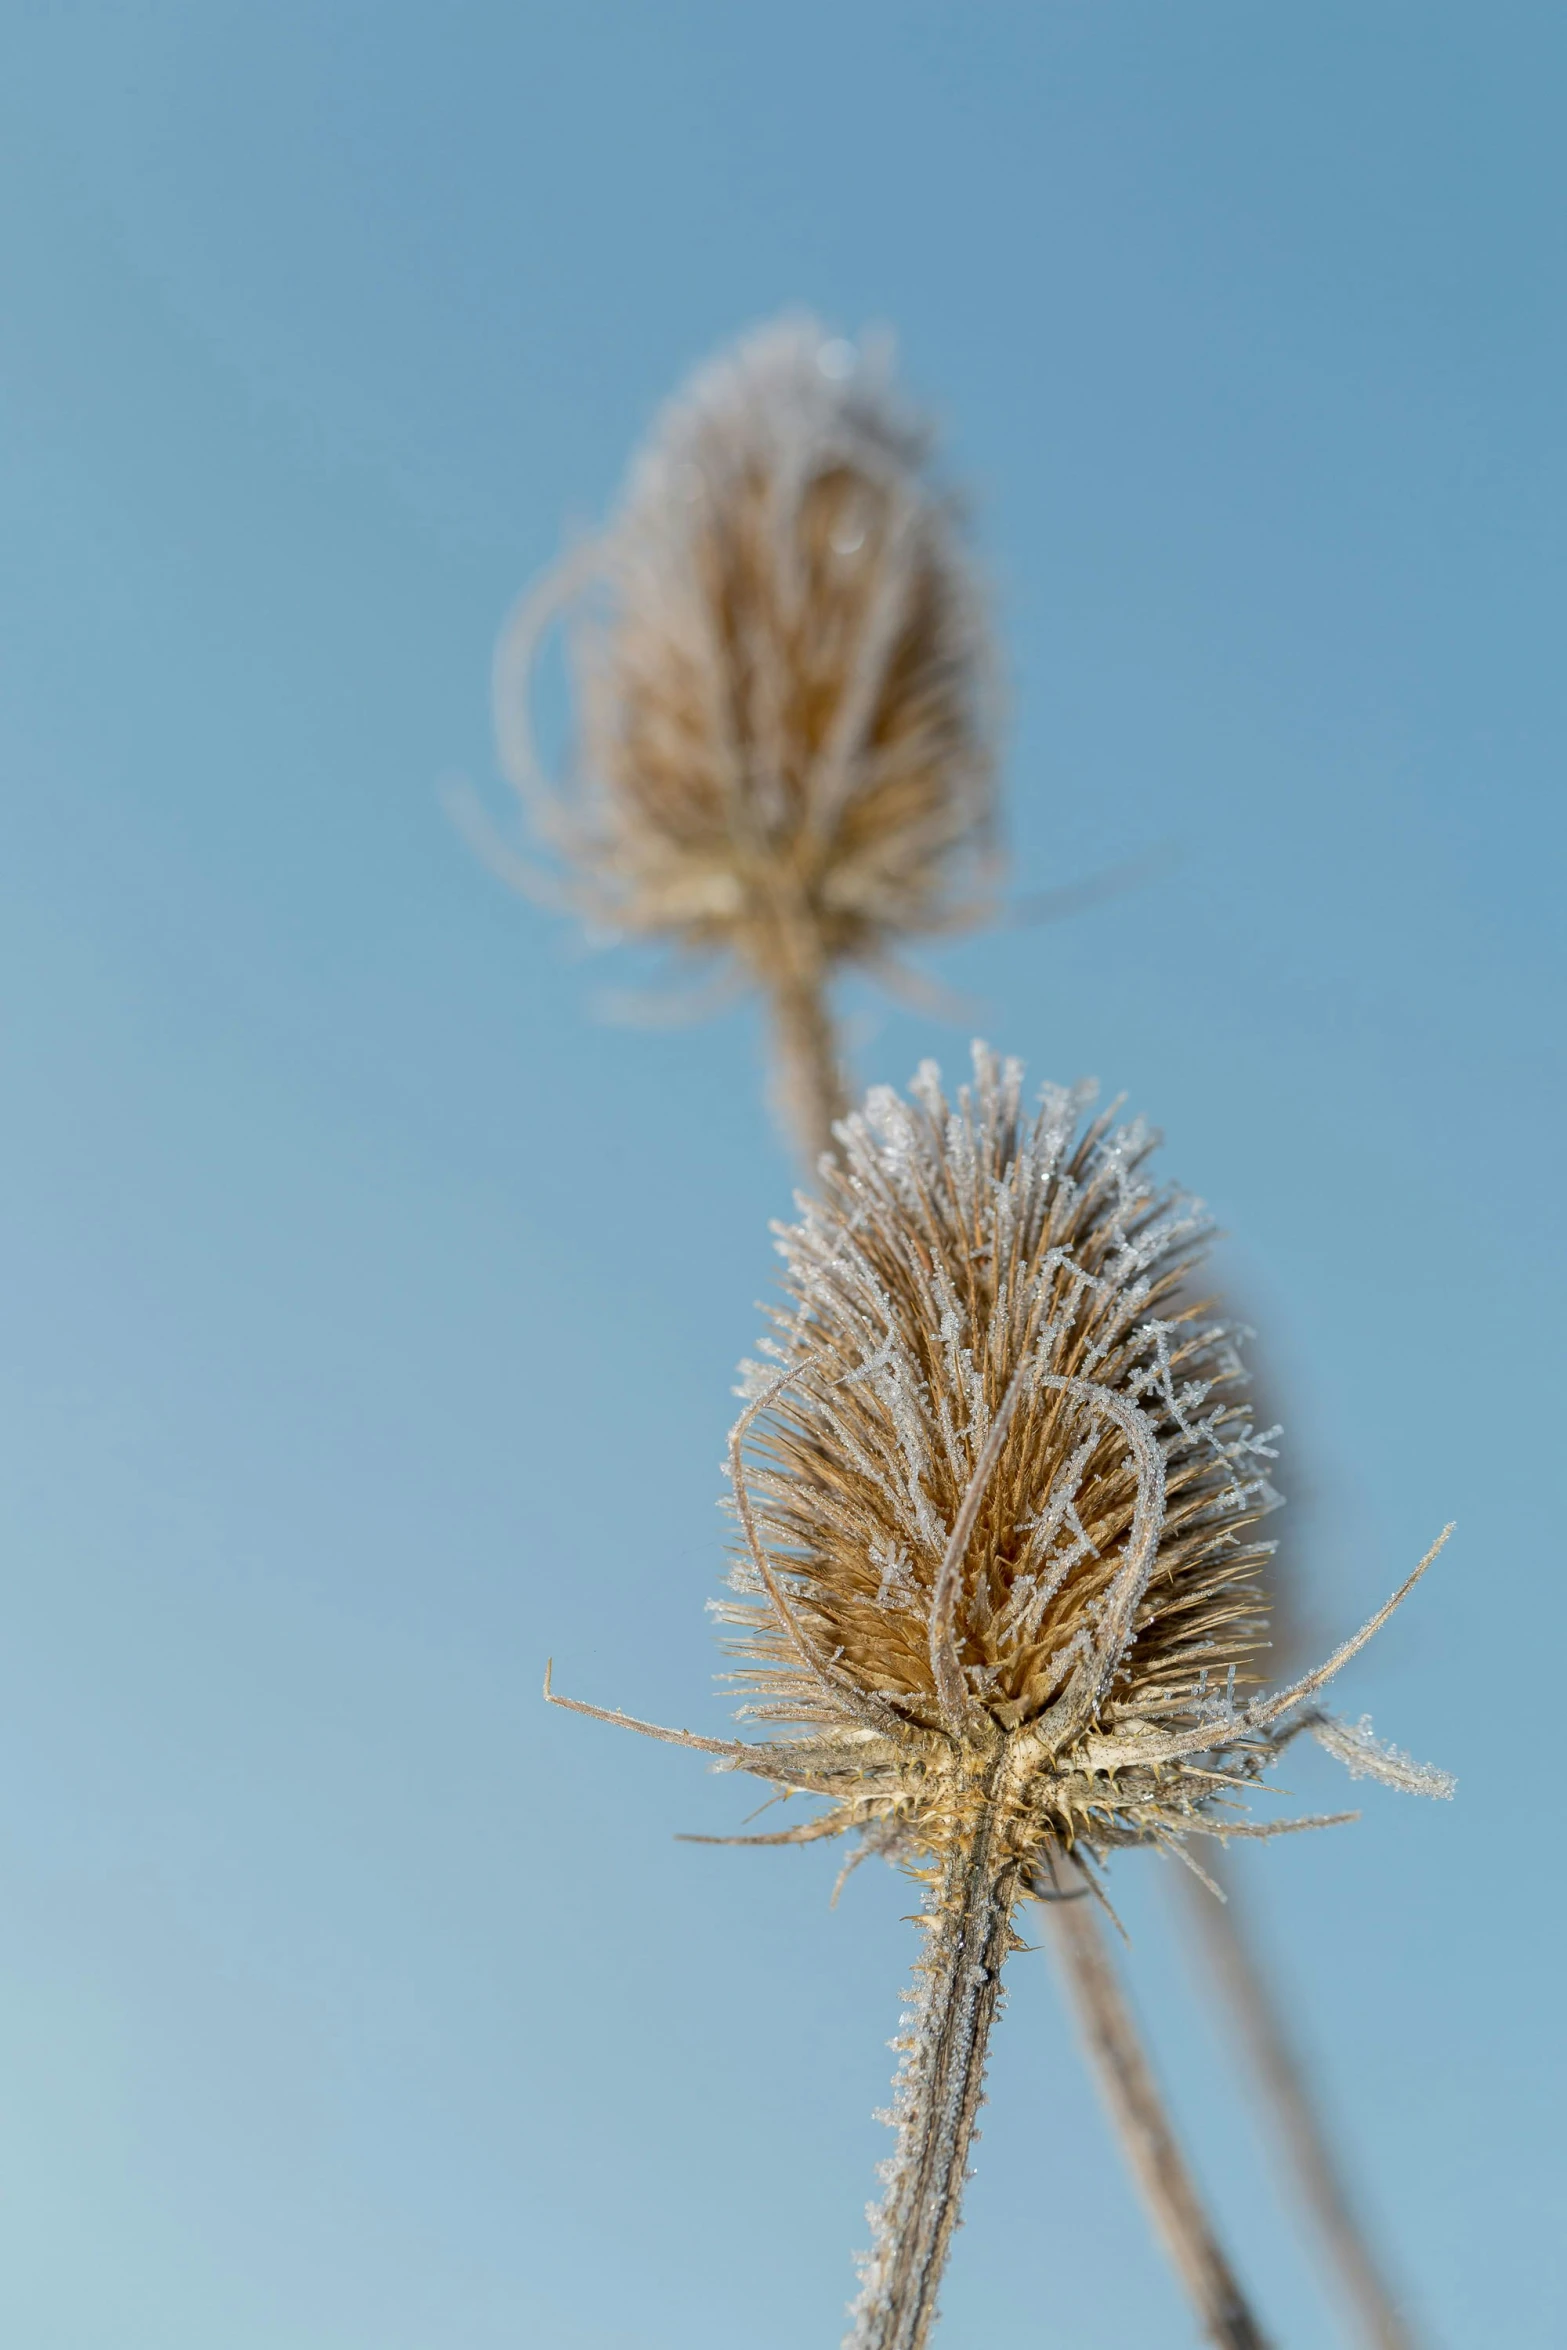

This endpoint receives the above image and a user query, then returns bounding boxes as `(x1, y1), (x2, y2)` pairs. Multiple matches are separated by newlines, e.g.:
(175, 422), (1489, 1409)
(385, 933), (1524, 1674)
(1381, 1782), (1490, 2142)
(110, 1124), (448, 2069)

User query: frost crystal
(1311, 1713), (1456, 1799)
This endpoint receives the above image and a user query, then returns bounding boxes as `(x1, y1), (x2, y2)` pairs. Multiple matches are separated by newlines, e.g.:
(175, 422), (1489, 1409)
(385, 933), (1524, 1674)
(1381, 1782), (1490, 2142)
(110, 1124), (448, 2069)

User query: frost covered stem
(1044, 1874), (1272, 2350)
(1175, 1854), (1421, 2350)
(849, 1776), (1015, 2350)
(766, 965), (848, 1164)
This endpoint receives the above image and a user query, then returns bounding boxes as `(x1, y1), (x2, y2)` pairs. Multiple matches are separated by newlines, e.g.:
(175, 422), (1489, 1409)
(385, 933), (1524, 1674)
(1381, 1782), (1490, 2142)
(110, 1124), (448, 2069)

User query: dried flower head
(704, 1044), (1452, 1851)
(489, 317), (998, 1157)
(548, 1046), (1452, 2350)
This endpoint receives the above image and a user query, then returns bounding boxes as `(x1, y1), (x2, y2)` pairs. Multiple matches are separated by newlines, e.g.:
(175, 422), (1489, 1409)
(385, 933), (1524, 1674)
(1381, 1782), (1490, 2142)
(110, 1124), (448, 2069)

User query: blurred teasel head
(486, 317), (999, 1161)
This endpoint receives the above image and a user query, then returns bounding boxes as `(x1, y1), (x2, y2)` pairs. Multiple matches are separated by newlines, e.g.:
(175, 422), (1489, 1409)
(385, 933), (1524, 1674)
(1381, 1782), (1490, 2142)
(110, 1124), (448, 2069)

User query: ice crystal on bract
(546, 1045), (1452, 2350)
(490, 317), (997, 1156)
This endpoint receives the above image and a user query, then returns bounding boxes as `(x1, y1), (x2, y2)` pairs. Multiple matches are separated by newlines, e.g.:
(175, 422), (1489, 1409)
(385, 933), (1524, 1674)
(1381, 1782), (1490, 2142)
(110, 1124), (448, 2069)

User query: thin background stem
(1041, 1869), (1273, 2350)
(766, 967), (848, 1164)
(1173, 1852), (1422, 2350)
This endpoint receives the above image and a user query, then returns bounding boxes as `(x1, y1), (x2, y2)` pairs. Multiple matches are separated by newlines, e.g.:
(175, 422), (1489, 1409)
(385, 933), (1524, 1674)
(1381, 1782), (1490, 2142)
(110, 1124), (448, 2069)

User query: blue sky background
(0, 5), (1562, 2345)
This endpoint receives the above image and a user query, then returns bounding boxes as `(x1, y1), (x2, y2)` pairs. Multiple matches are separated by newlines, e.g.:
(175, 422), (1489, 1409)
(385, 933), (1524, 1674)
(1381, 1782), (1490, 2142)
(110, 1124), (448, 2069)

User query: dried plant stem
(1043, 1875), (1273, 2350)
(1174, 1854), (1420, 2350)
(766, 963), (848, 1163)
(849, 1782), (1016, 2350)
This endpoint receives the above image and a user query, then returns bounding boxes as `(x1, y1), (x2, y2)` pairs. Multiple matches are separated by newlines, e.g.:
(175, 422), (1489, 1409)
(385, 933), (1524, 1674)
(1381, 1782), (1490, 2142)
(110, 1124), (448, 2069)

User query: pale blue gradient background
(0, 6), (1561, 2345)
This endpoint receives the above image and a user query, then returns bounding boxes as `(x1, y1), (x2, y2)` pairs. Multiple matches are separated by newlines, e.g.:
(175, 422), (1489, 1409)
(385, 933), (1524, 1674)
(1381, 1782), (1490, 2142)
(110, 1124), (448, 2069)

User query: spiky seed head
(704, 1045), (1452, 1879)
(542, 1046), (1452, 2350)
(727, 1045), (1270, 1729)
(546, 1046), (1452, 1885)
(491, 317), (998, 1147)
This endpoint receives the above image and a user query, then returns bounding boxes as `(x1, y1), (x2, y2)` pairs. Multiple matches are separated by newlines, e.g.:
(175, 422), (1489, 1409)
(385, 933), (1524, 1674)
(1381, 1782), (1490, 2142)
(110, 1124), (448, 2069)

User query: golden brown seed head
(494, 317), (998, 1006)
(727, 1046), (1275, 1740)
(541, 1048), (1451, 2350)
(700, 1044), (1454, 1884)
(546, 1047), (1450, 1904)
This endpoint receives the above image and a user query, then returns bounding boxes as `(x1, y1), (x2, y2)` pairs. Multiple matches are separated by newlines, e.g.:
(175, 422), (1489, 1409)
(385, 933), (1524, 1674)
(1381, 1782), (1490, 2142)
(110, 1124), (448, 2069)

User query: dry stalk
(1175, 1852), (1423, 2350)
(546, 1047), (1453, 2341)
(849, 1761), (1017, 2350)
(1041, 1860), (1271, 2350)
(767, 955), (849, 1164)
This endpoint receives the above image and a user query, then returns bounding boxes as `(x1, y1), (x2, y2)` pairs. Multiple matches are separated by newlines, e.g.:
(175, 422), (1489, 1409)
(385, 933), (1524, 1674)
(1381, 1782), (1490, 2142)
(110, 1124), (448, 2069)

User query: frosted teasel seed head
(486, 316), (999, 1158)
(548, 1044), (1453, 1898)
(545, 1046), (1453, 2350)
(702, 1044), (1455, 1890)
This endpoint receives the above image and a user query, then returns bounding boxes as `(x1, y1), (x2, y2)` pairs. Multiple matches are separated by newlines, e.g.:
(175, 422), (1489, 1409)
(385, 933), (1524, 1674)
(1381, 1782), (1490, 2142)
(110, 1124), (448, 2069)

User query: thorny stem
(1174, 1853), (1422, 2350)
(1042, 1866), (1273, 2350)
(767, 965), (849, 1164)
(848, 1773), (1016, 2350)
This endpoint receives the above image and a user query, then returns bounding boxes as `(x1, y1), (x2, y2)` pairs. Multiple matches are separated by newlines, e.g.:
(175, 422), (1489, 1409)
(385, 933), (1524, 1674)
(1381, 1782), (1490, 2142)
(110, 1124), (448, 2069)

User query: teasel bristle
(487, 317), (998, 1159)
(548, 1045), (1453, 2350)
